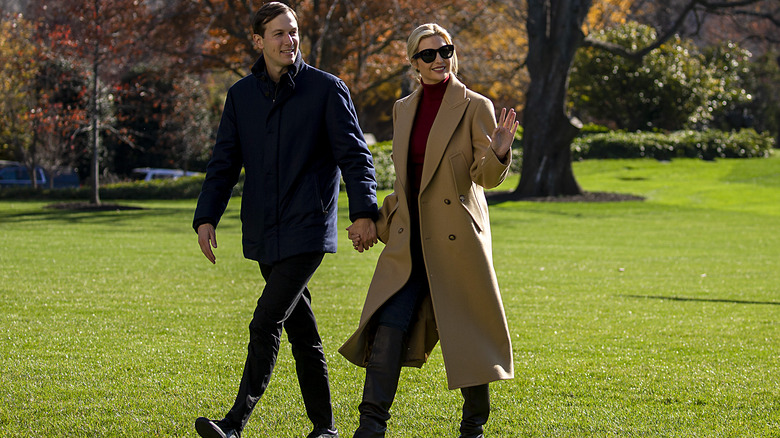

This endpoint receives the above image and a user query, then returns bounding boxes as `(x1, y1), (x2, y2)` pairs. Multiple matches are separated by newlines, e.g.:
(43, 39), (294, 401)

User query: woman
(340, 23), (518, 438)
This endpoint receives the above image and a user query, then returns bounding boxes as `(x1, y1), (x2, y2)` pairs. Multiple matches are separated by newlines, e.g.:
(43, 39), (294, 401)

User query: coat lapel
(419, 76), (469, 195)
(392, 88), (422, 196)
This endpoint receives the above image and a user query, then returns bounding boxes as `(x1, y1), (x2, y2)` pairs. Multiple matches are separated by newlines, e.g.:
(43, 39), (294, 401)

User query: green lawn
(1, 157), (778, 437)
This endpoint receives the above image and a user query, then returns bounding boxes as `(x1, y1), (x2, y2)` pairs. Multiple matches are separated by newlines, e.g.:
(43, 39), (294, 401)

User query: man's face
(254, 11), (299, 73)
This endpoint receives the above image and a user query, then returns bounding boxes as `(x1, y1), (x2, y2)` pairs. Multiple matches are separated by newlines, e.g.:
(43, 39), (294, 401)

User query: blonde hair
(406, 23), (458, 76)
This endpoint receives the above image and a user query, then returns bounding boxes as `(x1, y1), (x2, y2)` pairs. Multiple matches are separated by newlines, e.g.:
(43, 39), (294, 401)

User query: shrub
(569, 22), (753, 132)
(369, 141), (396, 190)
(572, 129), (774, 160)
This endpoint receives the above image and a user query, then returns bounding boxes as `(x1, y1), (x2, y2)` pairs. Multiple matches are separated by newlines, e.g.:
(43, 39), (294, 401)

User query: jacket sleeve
(326, 80), (378, 222)
(469, 95), (511, 190)
(192, 89), (244, 231)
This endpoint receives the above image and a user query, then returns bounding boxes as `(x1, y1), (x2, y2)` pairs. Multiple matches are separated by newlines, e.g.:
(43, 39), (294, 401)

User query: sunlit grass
(1, 157), (778, 436)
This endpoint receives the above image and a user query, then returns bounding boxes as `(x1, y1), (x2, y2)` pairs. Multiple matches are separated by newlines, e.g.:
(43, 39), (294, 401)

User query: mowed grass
(1, 156), (778, 437)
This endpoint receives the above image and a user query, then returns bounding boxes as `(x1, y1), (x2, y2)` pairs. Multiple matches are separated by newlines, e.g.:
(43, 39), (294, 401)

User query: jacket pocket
(313, 173), (338, 215)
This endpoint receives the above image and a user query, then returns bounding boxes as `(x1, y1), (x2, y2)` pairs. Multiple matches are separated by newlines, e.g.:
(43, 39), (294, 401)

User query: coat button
(398, 227), (404, 234)
(444, 199), (451, 205)
(448, 234), (456, 240)
(459, 195), (466, 202)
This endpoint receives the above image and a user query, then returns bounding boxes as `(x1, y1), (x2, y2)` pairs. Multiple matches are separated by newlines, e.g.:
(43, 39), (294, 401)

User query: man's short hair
(253, 2), (298, 36)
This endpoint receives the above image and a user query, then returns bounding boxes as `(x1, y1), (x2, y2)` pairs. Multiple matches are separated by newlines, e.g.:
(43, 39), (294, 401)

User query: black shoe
(195, 417), (241, 438)
(307, 427), (339, 438)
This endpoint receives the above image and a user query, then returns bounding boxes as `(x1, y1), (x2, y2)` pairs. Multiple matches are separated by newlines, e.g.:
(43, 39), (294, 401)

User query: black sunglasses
(412, 44), (455, 63)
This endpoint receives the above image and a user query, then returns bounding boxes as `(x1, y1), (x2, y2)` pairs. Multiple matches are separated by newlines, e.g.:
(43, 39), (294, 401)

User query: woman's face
(412, 35), (451, 85)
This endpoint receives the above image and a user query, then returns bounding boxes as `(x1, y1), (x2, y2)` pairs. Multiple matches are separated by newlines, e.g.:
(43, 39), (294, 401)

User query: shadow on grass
(0, 202), (191, 224)
(621, 294), (780, 306)
(487, 190), (645, 205)
(45, 202), (145, 211)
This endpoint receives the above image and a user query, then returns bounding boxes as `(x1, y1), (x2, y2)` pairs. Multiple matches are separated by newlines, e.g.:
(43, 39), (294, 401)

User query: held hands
(346, 218), (378, 253)
(197, 223), (218, 264)
(491, 108), (520, 162)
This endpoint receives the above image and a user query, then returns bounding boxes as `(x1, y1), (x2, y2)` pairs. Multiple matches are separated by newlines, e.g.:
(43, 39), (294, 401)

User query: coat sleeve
(468, 96), (511, 190)
(375, 191), (399, 243)
(326, 80), (378, 222)
(192, 89), (244, 231)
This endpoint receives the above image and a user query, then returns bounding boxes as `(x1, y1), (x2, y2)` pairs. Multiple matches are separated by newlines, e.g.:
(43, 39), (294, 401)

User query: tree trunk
(514, 0), (590, 197)
(89, 0), (101, 205)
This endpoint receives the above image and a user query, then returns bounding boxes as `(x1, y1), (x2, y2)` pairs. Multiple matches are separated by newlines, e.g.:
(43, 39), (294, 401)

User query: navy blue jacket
(193, 54), (378, 264)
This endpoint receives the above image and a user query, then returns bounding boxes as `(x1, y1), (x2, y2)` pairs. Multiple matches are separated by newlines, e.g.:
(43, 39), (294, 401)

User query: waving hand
(490, 108), (520, 162)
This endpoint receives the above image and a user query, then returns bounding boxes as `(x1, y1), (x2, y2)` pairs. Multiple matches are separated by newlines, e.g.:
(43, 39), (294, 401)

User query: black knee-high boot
(459, 384), (490, 438)
(353, 325), (406, 438)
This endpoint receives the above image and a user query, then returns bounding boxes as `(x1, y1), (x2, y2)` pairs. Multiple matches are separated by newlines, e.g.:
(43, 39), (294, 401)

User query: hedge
(571, 128), (774, 161)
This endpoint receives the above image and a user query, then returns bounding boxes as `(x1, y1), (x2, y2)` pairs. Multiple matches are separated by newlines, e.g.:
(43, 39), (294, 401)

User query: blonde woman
(340, 23), (517, 438)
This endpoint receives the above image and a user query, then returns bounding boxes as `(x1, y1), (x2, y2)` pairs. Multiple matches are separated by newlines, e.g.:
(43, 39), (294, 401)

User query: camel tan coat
(339, 76), (514, 390)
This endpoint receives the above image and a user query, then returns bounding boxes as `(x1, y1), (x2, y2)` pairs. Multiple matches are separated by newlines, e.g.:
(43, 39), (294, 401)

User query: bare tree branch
(583, 0), (778, 61)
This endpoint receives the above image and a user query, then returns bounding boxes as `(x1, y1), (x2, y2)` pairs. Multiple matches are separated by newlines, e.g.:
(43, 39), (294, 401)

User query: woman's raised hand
(491, 108), (519, 161)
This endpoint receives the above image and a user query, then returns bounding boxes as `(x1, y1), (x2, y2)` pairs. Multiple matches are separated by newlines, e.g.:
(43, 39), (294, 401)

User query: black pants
(224, 252), (334, 432)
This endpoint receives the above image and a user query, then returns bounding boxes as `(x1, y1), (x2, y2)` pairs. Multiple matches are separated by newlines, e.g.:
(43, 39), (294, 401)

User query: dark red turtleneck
(408, 75), (449, 200)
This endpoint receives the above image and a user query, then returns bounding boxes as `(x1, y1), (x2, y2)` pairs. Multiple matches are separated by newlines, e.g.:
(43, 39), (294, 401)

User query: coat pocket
(449, 153), (486, 233)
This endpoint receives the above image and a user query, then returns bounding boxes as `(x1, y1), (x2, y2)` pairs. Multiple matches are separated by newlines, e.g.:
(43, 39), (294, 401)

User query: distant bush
(569, 22), (754, 132)
(572, 129), (774, 160)
(579, 123), (611, 135)
(99, 176), (207, 199)
(370, 141), (396, 190)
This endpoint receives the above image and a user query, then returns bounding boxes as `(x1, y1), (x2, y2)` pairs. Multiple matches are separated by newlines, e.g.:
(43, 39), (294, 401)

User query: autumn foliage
(0, 0), (777, 193)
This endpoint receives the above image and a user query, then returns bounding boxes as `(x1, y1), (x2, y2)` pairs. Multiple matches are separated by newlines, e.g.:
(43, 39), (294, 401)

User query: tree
(29, 0), (153, 204)
(456, 1), (530, 112)
(0, 13), (90, 188)
(108, 66), (215, 176)
(741, 51), (780, 143)
(569, 22), (753, 132)
(108, 66), (169, 177)
(0, 13), (37, 162)
(506, 0), (779, 198)
(514, 0), (591, 197)
(161, 75), (217, 172)
(149, 0), (496, 139)
(28, 58), (90, 188)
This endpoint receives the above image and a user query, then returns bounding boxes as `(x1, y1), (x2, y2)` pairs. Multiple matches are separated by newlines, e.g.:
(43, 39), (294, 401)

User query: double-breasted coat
(339, 76), (514, 390)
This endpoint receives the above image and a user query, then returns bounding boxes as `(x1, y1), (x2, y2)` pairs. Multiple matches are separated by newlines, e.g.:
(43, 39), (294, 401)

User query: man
(192, 3), (378, 438)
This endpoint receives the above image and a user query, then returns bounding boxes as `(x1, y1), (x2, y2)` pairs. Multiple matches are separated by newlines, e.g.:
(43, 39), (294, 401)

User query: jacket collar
(251, 52), (304, 83)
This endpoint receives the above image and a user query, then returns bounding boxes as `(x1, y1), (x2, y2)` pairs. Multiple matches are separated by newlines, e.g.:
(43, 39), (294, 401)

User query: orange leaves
(584, 0), (633, 35)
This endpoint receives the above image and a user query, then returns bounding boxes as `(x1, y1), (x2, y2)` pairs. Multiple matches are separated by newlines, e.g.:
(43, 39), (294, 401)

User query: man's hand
(346, 218), (377, 252)
(197, 223), (218, 264)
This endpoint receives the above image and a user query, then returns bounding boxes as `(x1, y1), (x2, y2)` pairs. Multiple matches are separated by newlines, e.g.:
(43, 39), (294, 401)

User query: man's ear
(252, 33), (264, 52)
